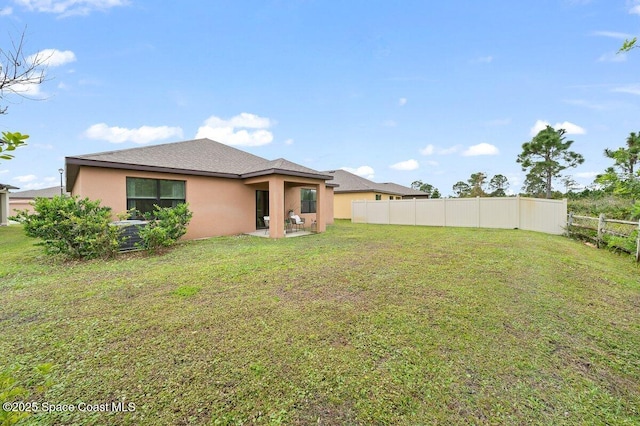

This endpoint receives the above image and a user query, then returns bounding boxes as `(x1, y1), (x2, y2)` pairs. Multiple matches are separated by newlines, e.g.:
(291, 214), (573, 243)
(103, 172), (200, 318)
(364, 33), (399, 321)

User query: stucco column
(268, 175), (285, 238)
(0, 191), (8, 226)
(315, 183), (326, 233)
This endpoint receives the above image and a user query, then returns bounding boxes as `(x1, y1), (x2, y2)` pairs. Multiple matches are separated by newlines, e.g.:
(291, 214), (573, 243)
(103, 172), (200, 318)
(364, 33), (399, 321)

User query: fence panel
(479, 197), (519, 229)
(365, 200), (390, 224)
(519, 197), (567, 235)
(352, 196), (566, 235)
(444, 198), (479, 228)
(415, 198), (445, 226)
(389, 200), (416, 225)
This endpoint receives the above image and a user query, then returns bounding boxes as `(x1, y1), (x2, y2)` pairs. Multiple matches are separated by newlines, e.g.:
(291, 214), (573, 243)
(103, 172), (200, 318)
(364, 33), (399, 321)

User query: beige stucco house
(65, 138), (336, 239)
(9, 186), (67, 215)
(325, 169), (429, 219)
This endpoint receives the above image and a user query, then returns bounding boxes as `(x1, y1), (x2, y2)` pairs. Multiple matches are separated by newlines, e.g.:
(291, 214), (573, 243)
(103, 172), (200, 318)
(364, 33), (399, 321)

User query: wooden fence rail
(567, 212), (640, 261)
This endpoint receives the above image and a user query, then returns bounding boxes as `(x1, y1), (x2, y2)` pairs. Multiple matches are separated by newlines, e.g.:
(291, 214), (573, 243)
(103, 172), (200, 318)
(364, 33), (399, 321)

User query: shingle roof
(378, 182), (430, 197)
(66, 138), (333, 188)
(325, 169), (428, 197)
(0, 183), (19, 191)
(10, 186), (66, 198)
(324, 170), (383, 193)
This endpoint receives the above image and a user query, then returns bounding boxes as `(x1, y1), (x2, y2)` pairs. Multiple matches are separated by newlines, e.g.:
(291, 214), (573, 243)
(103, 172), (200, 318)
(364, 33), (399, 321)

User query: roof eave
(241, 168), (334, 181)
(65, 157), (243, 191)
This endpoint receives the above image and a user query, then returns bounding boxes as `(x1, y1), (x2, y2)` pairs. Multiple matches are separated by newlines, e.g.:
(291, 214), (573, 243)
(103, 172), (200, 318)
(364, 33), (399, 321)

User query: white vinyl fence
(352, 196), (567, 235)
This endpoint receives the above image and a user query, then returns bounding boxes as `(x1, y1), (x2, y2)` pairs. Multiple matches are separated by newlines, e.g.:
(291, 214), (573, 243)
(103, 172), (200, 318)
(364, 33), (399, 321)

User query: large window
(126, 177), (185, 217)
(300, 188), (316, 214)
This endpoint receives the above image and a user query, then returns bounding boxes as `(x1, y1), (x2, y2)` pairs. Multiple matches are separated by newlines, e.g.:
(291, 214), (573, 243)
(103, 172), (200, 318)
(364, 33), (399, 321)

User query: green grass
(1, 220), (639, 425)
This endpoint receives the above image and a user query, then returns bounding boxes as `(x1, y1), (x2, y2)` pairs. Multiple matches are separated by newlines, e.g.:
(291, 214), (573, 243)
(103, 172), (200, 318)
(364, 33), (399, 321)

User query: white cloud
(419, 144), (435, 155)
(8, 81), (44, 97)
(43, 176), (58, 182)
(389, 159), (419, 171)
(598, 52), (627, 62)
(398, 97), (407, 106)
(556, 121), (586, 134)
(612, 84), (640, 95)
(0, 6), (12, 15)
(13, 182), (49, 190)
(592, 30), (634, 39)
(342, 166), (375, 180)
(28, 49), (76, 67)
(424, 160), (439, 166)
(462, 143), (499, 157)
(13, 174), (37, 183)
(575, 171), (599, 179)
(0, 169), (9, 174)
(631, 4), (640, 15)
(284, 138), (294, 145)
(530, 120), (586, 136)
(84, 123), (184, 144)
(563, 99), (608, 111)
(195, 112), (274, 147)
(14, 0), (129, 16)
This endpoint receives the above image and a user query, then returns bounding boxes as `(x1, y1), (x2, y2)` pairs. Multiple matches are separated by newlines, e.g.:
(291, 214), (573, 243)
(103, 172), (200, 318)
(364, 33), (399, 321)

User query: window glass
(160, 180), (185, 199)
(126, 177), (186, 217)
(126, 178), (157, 198)
(301, 188), (317, 214)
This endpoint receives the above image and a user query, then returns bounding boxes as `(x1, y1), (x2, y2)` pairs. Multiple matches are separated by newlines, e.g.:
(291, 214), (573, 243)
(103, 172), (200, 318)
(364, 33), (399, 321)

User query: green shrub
(568, 195), (634, 220)
(137, 203), (192, 252)
(12, 196), (122, 260)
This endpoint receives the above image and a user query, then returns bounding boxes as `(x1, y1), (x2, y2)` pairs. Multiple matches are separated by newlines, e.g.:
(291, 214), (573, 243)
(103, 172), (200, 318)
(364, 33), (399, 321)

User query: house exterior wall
(10, 199), (36, 215)
(73, 166), (257, 240)
(72, 166), (335, 239)
(283, 185), (334, 227)
(334, 191), (395, 219)
(325, 187), (334, 225)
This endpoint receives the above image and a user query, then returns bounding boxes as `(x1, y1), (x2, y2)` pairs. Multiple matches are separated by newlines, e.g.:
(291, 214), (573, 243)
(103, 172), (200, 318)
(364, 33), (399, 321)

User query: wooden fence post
(597, 213), (605, 249)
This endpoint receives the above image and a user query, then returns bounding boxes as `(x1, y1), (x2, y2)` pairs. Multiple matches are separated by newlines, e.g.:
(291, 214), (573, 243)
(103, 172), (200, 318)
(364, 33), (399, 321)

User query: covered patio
(244, 163), (335, 238)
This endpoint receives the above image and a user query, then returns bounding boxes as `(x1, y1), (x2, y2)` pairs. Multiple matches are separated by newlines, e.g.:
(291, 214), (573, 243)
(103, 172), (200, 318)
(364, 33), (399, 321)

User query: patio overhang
(244, 174), (329, 239)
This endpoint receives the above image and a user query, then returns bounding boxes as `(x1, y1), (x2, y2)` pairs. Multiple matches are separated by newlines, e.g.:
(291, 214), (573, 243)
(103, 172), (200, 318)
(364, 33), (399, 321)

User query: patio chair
(263, 216), (270, 234)
(290, 214), (305, 231)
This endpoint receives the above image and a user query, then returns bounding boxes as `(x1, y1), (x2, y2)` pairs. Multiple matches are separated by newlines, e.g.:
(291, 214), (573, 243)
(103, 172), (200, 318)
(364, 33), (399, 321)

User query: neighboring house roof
(0, 183), (19, 191)
(324, 170), (383, 193)
(378, 182), (430, 198)
(324, 169), (428, 197)
(66, 138), (335, 189)
(10, 186), (66, 199)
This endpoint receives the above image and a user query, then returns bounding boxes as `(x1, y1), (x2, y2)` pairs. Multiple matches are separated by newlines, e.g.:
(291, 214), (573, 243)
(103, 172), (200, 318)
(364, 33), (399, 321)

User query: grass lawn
(1, 220), (639, 425)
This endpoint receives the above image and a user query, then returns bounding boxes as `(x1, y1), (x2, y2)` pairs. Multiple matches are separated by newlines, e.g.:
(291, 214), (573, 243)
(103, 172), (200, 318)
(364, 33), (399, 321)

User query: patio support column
(0, 190), (8, 226)
(315, 183), (326, 233)
(268, 175), (286, 238)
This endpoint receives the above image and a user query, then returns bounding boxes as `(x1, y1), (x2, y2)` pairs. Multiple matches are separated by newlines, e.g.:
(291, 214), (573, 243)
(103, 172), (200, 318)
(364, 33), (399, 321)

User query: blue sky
(2, 0), (640, 196)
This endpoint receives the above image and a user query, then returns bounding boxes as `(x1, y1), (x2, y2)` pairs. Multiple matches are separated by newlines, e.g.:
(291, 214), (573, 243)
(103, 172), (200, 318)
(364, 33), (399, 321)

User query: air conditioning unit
(111, 220), (147, 251)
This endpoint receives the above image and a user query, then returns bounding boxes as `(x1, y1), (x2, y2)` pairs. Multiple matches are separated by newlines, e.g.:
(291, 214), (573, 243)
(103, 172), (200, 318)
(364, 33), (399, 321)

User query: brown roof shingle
(325, 169), (428, 197)
(66, 138), (333, 188)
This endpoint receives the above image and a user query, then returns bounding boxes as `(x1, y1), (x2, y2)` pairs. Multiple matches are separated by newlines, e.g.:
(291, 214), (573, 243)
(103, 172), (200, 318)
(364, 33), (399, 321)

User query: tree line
(413, 125), (640, 211)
